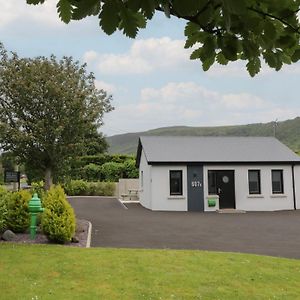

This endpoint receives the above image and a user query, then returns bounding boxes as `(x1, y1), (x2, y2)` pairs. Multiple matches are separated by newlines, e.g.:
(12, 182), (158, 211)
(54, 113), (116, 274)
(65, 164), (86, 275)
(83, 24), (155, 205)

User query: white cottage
(136, 136), (300, 212)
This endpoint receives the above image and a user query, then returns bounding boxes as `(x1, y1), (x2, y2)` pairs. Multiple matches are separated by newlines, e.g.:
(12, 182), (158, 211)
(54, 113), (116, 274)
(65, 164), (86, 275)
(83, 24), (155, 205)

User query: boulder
(2, 230), (16, 241)
(71, 236), (79, 243)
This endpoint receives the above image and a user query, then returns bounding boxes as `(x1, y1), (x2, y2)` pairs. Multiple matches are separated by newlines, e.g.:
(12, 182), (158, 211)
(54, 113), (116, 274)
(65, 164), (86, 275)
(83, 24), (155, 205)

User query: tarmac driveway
(68, 197), (300, 259)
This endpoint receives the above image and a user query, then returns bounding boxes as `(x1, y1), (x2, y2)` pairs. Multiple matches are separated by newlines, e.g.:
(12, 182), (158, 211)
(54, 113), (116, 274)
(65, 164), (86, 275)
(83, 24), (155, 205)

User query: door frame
(208, 169), (236, 209)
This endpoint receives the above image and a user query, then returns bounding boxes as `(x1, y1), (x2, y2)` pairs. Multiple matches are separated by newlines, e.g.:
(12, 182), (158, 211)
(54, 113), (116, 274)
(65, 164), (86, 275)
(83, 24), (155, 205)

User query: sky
(1, 1), (300, 137)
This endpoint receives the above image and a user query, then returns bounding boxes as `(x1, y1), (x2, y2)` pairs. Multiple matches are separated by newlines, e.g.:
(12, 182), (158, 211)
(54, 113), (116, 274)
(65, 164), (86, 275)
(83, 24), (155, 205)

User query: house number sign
(191, 181), (202, 187)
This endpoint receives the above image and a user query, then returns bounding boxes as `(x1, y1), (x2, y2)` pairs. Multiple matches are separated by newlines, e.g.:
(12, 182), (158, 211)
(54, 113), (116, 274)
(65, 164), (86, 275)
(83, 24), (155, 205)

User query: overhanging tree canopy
(0, 44), (113, 189)
(26, 0), (300, 76)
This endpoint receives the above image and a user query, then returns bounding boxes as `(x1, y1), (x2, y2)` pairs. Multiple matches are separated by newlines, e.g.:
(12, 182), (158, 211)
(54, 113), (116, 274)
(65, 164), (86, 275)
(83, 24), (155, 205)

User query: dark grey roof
(137, 136), (300, 165)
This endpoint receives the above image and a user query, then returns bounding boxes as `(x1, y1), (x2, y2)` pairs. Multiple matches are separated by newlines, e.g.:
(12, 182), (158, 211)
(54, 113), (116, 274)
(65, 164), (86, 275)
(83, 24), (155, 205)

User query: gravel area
(0, 219), (90, 248)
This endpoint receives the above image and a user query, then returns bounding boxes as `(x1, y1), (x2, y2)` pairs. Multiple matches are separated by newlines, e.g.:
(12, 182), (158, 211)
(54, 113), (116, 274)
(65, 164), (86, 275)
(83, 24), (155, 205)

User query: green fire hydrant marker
(28, 193), (44, 239)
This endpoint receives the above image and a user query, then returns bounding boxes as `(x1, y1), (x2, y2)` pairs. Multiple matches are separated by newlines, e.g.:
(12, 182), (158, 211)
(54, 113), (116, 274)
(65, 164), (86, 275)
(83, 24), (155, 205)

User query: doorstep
(217, 209), (246, 214)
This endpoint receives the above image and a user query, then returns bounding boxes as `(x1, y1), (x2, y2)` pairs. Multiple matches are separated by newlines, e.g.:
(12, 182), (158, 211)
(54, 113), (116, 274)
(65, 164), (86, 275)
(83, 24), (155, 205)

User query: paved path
(68, 197), (300, 259)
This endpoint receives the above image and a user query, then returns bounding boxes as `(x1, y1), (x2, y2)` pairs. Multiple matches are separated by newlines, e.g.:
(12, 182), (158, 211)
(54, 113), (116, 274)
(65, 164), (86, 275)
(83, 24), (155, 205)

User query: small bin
(208, 198), (216, 207)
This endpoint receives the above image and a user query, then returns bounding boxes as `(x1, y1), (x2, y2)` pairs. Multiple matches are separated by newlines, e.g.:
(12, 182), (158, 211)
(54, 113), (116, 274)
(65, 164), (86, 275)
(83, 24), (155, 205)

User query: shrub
(42, 185), (75, 243)
(6, 190), (31, 233)
(82, 163), (102, 181)
(123, 159), (139, 178)
(86, 182), (115, 196)
(63, 180), (115, 196)
(31, 181), (45, 198)
(0, 186), (9, 233)
(63, 180), (88, 196)
(101, 162), (124, 182)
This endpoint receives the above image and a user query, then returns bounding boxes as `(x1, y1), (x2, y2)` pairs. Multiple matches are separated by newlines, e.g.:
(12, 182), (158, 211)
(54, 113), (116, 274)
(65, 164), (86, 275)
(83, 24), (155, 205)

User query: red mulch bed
(0, 219), (90, 248)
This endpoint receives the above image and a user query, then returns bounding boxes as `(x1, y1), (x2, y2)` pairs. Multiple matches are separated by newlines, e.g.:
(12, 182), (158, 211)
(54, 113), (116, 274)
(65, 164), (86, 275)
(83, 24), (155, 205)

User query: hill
(106, 117), (300, 155)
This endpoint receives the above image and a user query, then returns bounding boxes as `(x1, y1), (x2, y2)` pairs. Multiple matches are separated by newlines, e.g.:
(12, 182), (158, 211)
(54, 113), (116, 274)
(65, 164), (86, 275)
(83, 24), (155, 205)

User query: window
(272, 170), (284, 194)
(170, 170), (182, 195)
(248, 170), (261, 194)
(208, 171), (217, 194)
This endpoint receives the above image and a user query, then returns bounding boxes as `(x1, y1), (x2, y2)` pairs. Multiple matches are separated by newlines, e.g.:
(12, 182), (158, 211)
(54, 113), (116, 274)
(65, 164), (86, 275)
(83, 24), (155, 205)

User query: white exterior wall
(203, 164), (295, 211)
(295, 165), (300, 209)
(150, 165), (188, 211)
(138, 150), (152, 209)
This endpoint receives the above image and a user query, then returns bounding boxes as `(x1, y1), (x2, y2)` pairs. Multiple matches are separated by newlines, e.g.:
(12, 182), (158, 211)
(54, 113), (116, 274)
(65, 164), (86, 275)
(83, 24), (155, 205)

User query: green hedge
(63, 180), (115, 196)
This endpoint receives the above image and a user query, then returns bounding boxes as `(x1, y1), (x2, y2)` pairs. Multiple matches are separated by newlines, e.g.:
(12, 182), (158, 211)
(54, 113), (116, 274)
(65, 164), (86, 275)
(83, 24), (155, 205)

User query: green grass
(1, 244), (300, 299)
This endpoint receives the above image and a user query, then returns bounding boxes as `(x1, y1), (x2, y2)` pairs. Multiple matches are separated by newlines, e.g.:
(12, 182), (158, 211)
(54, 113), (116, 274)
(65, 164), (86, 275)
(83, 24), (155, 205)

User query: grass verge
(0, 244), (300, 299)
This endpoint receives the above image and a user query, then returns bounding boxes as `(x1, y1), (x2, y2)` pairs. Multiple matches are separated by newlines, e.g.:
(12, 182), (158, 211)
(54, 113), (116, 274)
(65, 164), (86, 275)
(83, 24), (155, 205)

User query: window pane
(272, 170), (283, 194)
(170, 170), (182, 195)
(248, 170), (261, 194)
(208, 171), (217, 194)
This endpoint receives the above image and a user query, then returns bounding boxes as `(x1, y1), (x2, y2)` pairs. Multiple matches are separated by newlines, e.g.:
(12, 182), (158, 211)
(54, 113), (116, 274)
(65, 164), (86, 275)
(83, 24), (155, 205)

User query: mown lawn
(1, 244), (300, 299)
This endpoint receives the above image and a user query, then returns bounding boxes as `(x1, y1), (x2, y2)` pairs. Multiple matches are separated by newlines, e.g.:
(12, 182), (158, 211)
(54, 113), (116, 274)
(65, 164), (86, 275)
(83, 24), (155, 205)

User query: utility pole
(273, 118), (278, 137)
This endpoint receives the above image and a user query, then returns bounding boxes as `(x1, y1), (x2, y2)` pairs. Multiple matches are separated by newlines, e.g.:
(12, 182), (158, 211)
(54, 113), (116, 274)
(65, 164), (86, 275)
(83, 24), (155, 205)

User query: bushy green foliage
(66, 154), (138, 182)
(63, 180), (88, 196)
(63, 180), (115, 196)
(0, 186), (9, 232)
(82, 163), (102, 181)
(42, 185), (75, 243)
(31, 181), (45, 198)
(6, 190), (31, 233)
(123, 159), (139, 178)
(100, 162), (124, 182)
(85, 182), (115, 196)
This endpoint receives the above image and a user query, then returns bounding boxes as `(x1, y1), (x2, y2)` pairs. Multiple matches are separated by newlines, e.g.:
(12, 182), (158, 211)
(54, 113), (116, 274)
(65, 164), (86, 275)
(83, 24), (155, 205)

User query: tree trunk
(44, 168), (53, 190)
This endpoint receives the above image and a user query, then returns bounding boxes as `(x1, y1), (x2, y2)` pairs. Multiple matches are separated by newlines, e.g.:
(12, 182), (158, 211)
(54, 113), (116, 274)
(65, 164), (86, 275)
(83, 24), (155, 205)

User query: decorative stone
(2, 230), (16, 241)
(71, 236), (79, 243)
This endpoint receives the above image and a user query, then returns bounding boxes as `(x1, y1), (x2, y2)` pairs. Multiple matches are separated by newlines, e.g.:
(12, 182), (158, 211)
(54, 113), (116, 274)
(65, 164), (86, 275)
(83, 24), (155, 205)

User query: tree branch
(248, 7), (300, 34)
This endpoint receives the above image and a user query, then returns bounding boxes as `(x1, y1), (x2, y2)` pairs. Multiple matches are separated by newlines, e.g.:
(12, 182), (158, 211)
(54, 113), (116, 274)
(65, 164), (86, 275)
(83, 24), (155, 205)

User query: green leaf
(291, 49), (300, 63)
(246, 58), (261, 77)
(72, 0), (100, 20)
(263, 51), (278, 68)
(222, 35), (238, 61)
(140, 0), (156, 19)
(196, 3), (214, 27)
(264, 21), (277, 41)
(190, 49), (202, 60)
(216, 52), (228, 65)
(276, 35), (297, 48)
(127, 0), (141, 11)
(162, 1), (171, 18)
(201, 36), (216, 61)
(222, 0), (247, 14)
(99, 0), (120, 35)
(173, 0), (206, 16)
(242, 40), (259, 58)
(202, 54), (216, 71)
(119, 8), (141, 38)
(57, 0), (72, 24)
(184, 22), (201, 37)
(185, 34), (201, 49)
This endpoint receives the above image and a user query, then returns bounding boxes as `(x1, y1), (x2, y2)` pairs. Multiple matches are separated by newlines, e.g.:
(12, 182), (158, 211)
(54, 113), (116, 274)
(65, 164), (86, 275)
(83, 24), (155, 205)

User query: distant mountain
(106, 117), (300, 155)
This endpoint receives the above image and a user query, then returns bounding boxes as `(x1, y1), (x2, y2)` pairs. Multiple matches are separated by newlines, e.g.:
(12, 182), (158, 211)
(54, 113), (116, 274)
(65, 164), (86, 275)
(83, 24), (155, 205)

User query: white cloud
(221, 93), (267, 110)
(95, 80), (116, 94)
(83, 37), (193, 75)
(83, 50), (99, 63)
(102, 81), (300, 135)
(0, 0), (62, 29)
